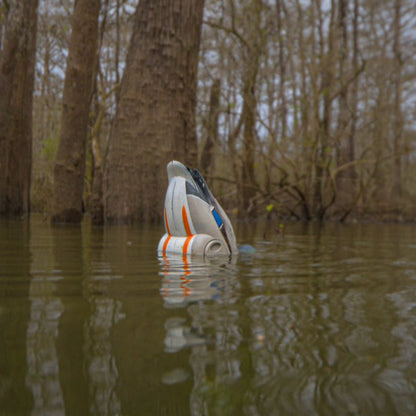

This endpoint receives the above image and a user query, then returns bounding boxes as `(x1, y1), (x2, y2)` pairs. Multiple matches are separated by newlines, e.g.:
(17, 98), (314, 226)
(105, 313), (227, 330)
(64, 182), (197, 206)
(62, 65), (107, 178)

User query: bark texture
(0, 0), (38, 216)
(52, 0), (101, 223)
(104, 0), (205, 223)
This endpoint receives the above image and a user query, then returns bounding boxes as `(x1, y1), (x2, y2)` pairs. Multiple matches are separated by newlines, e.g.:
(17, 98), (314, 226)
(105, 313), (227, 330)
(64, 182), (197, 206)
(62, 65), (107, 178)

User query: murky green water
(1, 215), (416, 415)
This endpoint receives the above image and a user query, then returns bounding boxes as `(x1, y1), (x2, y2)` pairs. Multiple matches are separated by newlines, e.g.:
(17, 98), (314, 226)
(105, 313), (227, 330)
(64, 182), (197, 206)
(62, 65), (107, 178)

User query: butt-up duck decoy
(158, 161), (238, 257)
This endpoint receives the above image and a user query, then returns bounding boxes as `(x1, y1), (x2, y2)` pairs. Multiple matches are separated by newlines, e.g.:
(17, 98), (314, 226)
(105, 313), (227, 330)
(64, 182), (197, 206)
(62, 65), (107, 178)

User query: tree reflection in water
(26, 222), (66, 416)
(83, 291), (123, 415)
(26, 288), (65, 416)
(83, 232), (125, 416)
(25, 219), (125, 416)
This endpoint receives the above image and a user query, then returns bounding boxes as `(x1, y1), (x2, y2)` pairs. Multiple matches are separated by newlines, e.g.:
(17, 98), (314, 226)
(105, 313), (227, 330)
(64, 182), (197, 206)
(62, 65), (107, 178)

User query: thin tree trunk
(240, 0), (262, 218)
(313, 0), (335, 220)
(90, 114), (104, 225)
(114, 0), (121, 107)
(294, 0), (313, 219)
(265, 0), (287, 195)
(200, 78), (221, 176)
(104, 0), (205, 224)
(52, 0), (101, 223)
(0, 0), (38, 216)
(338, 0), (360, 221)
(392, 0), (403, 201)
(349, 0), (358, 178)
(336, 0), (350, 188)
(276, 0), (287, 144)
(90, 0), (110, 225)
(240, 57), (259, 217)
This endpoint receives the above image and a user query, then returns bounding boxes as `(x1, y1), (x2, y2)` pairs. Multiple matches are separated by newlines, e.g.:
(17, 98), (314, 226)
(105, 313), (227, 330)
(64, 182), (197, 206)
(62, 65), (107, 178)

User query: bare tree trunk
(200, 78), (221, 176)
(240, 0), (262, 218)
(264, 0), (287, 195)
(349, 0), (359, 179)
(90, 114), (104, 225)
(114, 0), (121, 107)
(52, 0), (101, 223)
(0, 3), (7, 50)
(89, 0), (110, 225)
(313, 0), (335, 220)
(338, 0), (360, 222)
(240, 55), (259, 217)
(276, 0), (287, 143)
(0, 0), (38, 216)
(392, 0), (403, 201)
(336, 0), (355, 198)
(293, 0), (313, 219)
(104, 0), (205, 224)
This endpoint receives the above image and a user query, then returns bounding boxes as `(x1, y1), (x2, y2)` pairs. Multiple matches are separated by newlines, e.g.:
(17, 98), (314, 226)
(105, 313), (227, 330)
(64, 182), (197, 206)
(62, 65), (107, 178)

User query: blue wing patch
(211, 208), (223, 228)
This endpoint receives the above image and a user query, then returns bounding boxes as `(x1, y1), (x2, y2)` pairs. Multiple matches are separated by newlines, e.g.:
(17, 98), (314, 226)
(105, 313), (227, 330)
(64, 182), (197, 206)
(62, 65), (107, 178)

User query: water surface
(0, 216), (415, 415)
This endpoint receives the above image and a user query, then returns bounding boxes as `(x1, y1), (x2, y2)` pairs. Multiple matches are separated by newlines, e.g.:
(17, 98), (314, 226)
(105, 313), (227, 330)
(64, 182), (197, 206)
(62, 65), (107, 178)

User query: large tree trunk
(51, 0), (101, 223)
(104, 0), (205, 224)
(0, 0), (38, 216)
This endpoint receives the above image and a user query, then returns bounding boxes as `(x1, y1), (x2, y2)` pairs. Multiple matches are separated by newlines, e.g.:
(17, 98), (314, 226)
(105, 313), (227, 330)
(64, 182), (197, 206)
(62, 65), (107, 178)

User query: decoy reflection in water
(158, 252), (237, 307)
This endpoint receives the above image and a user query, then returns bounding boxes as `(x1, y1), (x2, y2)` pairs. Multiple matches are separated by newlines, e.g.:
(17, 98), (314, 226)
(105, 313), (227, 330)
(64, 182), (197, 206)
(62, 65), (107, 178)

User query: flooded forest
(1, 0), (416, 223)
(1, 3), (416, 415)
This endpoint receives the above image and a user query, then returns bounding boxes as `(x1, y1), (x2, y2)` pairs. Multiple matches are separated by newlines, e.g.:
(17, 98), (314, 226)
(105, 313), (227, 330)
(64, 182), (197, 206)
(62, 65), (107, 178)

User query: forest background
(1, 0), (416, 224)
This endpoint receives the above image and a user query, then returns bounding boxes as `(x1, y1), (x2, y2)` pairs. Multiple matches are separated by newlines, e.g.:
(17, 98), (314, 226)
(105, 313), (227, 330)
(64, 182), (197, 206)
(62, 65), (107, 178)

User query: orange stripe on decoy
(182, 235), (193, 258)
(182, 206), (193, 236)
(162, 234), (171, 253)
(164, 208), (171, 235)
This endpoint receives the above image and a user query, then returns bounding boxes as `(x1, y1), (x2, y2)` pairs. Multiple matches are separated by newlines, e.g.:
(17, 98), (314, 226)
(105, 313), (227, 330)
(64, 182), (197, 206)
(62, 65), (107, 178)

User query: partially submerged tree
(104, 0), (205, 223)
(0, 0), (39, 216)
(52, 0), (101, 223)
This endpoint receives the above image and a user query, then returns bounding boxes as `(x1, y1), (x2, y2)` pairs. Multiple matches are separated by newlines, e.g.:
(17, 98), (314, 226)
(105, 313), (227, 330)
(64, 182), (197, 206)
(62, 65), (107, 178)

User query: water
(1, 215), (416, 416)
